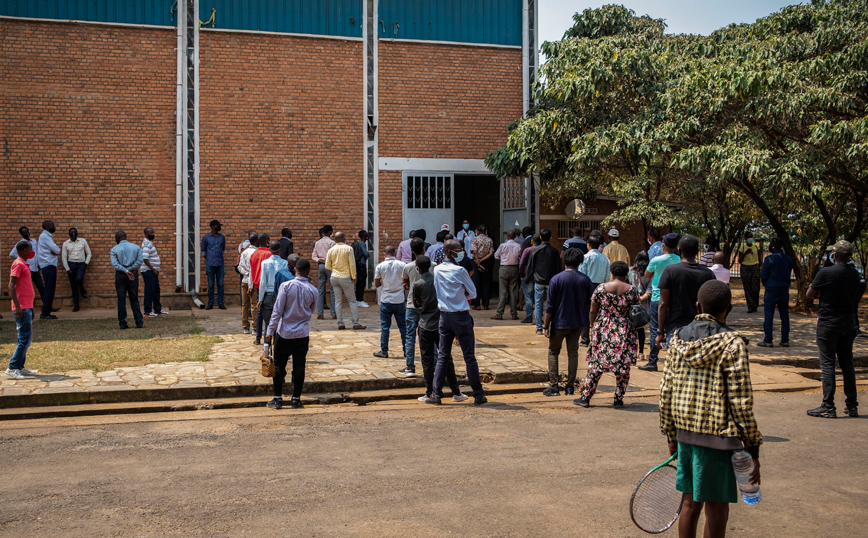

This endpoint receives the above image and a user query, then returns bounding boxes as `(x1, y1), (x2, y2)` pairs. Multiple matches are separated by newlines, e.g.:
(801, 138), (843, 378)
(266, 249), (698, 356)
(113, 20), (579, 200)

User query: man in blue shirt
(201, 219), (226, 310)
(353, 230), (371, 308)
(562, 227), (588, 254)
(110, 230), (144, 329)
(38, 220), (61, 319)
(257, 242), (289, 344)
(647, 228), (663, 260)
(759, 237), (794, 347)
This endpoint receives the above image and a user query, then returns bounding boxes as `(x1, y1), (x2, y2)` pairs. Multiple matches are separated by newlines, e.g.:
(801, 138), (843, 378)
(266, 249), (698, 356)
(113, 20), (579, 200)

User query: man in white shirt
(492, 230), (523, 320)
(373, 246), (407, 359)
(710, 251), (731, 284)
(237, 232), (258, 334)
(38, 220), (61, 319)
(61, 227), (92, 312)
(456, 220), (475, 260)
(141, 226), (167, 318)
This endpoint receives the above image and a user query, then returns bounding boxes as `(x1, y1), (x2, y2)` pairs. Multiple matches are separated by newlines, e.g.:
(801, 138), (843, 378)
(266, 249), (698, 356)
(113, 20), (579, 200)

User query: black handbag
(629, 304), (650, 329)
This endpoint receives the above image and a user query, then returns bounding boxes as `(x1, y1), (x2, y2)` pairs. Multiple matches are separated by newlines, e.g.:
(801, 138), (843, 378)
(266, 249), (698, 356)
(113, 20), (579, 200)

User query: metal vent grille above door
(407, 175), (452, 209)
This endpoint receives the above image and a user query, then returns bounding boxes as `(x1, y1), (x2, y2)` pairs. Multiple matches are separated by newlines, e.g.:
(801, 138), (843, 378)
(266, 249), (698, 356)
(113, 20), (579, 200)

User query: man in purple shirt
(396, 230), (416, 263)
(542, 248), (593, 397)
(265, 258), (317, 410)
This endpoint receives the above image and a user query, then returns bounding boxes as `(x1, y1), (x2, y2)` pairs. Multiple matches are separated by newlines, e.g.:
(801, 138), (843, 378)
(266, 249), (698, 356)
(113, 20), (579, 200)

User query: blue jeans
(648, 300), (660, 364)
(534, 283), (549, 331)
(522, 281), (535, 321)
(380, 302), (407, 355)
(763, 287), (790, 343)
(404, 307), (420, 367)
(9, 308), (33, 370)
(142, 270), (162, 314)
(205, 265), (225, 306)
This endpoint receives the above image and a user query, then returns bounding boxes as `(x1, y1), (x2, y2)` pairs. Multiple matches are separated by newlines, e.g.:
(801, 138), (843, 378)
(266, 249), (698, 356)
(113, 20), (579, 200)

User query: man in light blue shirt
(257, 242), (289, 344)
(647, 228), (663, 260)
(578, 236), (610, 344)
(110, 231), (144, 329)
(426, 240), (487, 405)
(37, 220), (61, 319)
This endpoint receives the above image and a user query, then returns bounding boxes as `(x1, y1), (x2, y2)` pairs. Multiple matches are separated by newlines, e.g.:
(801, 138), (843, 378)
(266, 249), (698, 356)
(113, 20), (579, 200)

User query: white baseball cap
(441, 224), (450, 231)
(607, 228), (619, 237)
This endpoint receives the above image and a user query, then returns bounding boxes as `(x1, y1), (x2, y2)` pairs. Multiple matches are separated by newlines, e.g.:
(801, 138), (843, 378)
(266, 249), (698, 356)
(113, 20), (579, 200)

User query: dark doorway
(453, 175), (500, 242)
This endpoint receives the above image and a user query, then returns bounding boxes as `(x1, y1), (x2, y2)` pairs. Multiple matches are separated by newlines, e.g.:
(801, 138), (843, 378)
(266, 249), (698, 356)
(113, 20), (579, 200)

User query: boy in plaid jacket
(660, 279), (762, 538)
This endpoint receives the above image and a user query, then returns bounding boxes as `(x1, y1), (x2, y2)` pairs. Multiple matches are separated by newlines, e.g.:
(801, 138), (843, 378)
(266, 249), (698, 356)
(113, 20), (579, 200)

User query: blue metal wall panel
(199, 0), (361, 37)
(0, 0), (176, 26)
(378, 0), (521, 46)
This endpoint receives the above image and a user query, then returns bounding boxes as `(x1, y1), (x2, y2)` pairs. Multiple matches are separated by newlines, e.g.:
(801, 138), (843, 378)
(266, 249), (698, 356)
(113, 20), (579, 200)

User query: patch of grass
(0, 314), (222, 374)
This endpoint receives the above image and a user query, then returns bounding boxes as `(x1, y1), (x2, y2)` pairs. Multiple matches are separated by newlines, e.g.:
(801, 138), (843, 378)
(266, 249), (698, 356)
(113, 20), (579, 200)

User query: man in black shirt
(527, 228), (562, 335)
(655, 234), (716, 350)
(521, 226), (534, 251)
(806, 240), (865, 418)
(278, 228), (294, 260)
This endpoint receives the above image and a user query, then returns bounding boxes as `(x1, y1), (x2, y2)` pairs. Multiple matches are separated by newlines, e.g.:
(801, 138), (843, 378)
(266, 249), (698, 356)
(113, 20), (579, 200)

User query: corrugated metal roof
(0, 0), (176, 26)
(200, 0), (362, 37)
(378, 0), (522, 46)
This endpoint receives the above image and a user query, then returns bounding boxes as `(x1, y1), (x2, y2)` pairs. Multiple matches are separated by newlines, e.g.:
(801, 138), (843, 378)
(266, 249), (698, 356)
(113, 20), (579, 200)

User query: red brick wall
(198, 32), (364, 275)
(0, 20), (176, 298)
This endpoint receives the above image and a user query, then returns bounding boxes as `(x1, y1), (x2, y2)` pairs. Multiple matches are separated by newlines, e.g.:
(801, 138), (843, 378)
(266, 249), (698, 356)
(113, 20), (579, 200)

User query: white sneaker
(158, 310), (169, 315)
(358, 301), (370, 308)
(18, 367), (38, 376)
(418, 395), (428, 402)
(243, 328), (251, 334)
(452, 393), (469, 402)
(5, 368), (27, 380)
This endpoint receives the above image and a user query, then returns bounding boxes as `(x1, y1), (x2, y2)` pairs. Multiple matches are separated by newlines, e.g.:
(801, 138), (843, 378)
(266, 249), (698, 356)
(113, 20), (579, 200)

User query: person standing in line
(602, 228), (630, 265)
(738, 231), (762, 313)
(577, 235), (611, 344)
(9, 227), (44, 302)
(710, 251), (731, 284)
(470, 225), (495, 310)
(562, 227), (588, 254)
(758, 237), (793, 348)
(396, 230), (416, 263)
(236, 229), (255, 307)
(628, 251), (651, 363)
(325, 232), (366, 331)
(278, 228), (294, 260)
(526, 229), (563, 335)
(237, 232), (258, 334)
(647, 228), (663, 260)
(274, 253), (299, 292)
(201, 219), (226, 310)
(249, 234), (273, 344)
(416, 229), (431, 252)
(700, 236), (718, 267)
(425, 230), (447, 262)
(521, 226), (534, 250)
(141, 226), (167, 318)
(38, 220), (60, 319)
(373, 246), (407, 359)
(492, 230), (523, 320)
(806, 240), (864, 418)
(542, 248), (592, 397)
(518, 235), (541, 324)
(639, 233), (681, 371)
(265, 258), (318, 410)
(574, 261), (640, 408)
(412, 255), (468, 402)
(456, 220), (475, 260)
(6, 240), (39, 380)
(400, 238), (427, 376)
(61, 227), (92, 312)
(653, 234), (716, 355)
(425, 240), (487, 405)
(110, 231), (144, 330)
(311, 226), (336, 319)
(353, 230), (371, 308)
(512, 228), (524, 246)
(257, 241), (290, 345)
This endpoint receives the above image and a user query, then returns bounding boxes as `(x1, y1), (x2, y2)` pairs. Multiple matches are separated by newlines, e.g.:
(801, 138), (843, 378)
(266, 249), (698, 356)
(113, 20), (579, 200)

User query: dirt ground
(0, 390), (865, 537)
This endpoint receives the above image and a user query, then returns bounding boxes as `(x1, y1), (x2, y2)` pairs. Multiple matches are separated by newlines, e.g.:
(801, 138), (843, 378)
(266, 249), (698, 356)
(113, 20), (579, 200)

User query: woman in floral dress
(574, 261), (639, 408)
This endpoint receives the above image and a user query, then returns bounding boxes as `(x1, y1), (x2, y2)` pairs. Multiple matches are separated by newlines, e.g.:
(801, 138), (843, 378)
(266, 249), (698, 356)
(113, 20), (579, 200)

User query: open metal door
(402, 173), (454, 241)
(501, 176), (531, 241)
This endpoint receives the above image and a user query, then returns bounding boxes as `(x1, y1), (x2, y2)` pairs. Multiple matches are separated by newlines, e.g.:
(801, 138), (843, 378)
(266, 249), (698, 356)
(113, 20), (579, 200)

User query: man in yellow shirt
(738, 231), (762, 313)
(602, 228), (631, 265)
(325, 232), (365, 330)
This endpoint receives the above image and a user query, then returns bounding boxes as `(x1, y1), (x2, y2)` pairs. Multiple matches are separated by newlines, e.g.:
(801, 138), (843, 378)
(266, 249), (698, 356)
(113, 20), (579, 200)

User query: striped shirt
(141, 238), (160, 272)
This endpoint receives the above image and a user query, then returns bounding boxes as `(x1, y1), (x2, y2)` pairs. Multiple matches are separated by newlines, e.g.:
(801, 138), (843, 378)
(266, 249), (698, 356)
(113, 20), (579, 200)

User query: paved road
(0, 391), (865, 537)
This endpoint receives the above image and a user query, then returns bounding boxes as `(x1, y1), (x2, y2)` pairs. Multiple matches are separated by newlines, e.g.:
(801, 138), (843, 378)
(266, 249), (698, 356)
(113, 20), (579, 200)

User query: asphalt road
(0, 390), (865, 537)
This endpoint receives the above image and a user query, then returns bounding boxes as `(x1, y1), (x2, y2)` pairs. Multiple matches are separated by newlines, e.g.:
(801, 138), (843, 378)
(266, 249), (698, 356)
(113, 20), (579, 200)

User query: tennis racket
(630, 454), (682, 534)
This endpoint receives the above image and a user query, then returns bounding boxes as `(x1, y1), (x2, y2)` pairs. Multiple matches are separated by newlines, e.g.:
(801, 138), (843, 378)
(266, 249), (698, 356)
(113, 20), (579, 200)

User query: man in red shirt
(7, 240), (38, 380)
(248, 233), (272, 345)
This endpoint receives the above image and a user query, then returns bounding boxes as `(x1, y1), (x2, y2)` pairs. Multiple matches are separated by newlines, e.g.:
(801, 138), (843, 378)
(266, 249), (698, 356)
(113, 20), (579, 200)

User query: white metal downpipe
(522, 0), (530, 115)
(193, 0), (201, 299)
(175, 0), (185, 292)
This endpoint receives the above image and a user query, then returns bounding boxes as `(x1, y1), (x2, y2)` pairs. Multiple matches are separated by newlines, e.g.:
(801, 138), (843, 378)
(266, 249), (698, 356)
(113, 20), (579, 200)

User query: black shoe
(40, 314), (58, 320)
(254, 338), (261, 346)
(119, 325), (129, 330)
(845, 406), (859, 418)
(780, 342), (790, 347)
(580, 340), (590, 347)
(807, 405), (836, 418)
(542, 385), (560, 397)
(474, 396), (488, 405)
(373, 351), (388, 358)
(757, 341), (773, 348)
(536, 329), (543, 335)
(398, 367), (416, 376)
(290, 398), (304, 409)
(521, 317), (534, 324)
(266, 398), (283, 409)
(573, 397), (590, 408)
(205, 304), (213, 310)
(81, 291), (88, 299)
(136, 325), (144, 329)
(564, 386), (575, 396)
(424, 396), (442, 405)
(218, 304), (227, 310)
(613, 399), (624, 408)
(324, 304), (330, 310)
(338, 324), (346, 330)
(72, 305), (80, 312)
(638, 363), (658, 372)
(51, 307), (60, 312)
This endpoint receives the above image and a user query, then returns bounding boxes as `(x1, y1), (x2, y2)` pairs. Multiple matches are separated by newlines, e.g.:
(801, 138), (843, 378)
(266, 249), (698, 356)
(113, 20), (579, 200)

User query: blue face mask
(455, 252), (465, 263)
(747, 238), (754, 245)
(463, 224), (470, 230)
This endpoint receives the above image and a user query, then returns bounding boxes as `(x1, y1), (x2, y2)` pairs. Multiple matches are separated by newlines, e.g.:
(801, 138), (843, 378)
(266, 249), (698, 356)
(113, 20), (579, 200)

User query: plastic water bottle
(731, 450), (762, 505)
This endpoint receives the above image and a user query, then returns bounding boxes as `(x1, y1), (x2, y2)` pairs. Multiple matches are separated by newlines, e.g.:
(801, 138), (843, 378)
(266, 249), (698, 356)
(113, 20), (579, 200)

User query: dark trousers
(471, 257), (495, 308)
(647, 300), (661, 364)
(66, 261), (87, 307)
(41, 265), (57, 316)
(763, 287), (790, 343)
(115, 271), (143, 329)
(355, 263), (367, 302)
(273, 334), (309, 399)
(142, 270), (162, 314)
(205, 265), (225, 306)
(419, 327), (461, 398)
(817, 323), (858, 410)
(433, 311), (484, 398)
(742, 264), (761, 312)
(256, 292), (276, 340)
(30, 270), (46, 301)
(638, 327), (646, 354)
(548, 327), (582, 387)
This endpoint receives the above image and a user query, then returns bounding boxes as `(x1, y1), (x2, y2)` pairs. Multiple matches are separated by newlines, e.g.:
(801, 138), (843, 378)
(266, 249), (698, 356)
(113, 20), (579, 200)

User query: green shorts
(676, 442), (738, 503)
